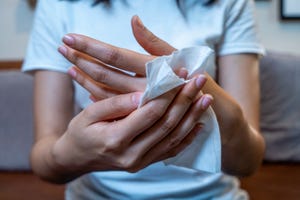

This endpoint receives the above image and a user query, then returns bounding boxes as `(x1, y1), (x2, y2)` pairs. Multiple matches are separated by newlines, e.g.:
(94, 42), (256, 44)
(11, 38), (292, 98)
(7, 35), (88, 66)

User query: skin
(31, 16), (214, 182)
(30, 11), (265, 184)
(58, 16), (265, 176)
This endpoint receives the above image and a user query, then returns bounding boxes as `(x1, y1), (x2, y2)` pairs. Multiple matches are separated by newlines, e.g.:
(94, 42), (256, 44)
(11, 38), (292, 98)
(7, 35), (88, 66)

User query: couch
(0, 50), (299, 199)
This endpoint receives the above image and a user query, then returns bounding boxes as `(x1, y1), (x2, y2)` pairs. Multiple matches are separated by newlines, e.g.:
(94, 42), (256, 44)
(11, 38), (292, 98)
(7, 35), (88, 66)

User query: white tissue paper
(140, 46), (221, 173)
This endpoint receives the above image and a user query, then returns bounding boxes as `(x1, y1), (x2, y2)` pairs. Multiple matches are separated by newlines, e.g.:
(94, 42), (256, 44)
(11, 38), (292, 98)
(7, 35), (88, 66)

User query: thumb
(82, 92), (142, 124)
(131, 15), (177, 56)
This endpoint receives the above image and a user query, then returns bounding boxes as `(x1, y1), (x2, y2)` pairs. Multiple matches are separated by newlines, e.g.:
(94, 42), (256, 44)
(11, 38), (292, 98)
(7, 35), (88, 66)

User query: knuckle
(184, 135), (195, 147)
(69, 51), (81, 65)
(103, 48), (120, 65)
(76, 72), (88, 87)
(94, 68), (109, 84)
(168, 137), (181, 149)
(103, 139), (121, 153)
(101, 132), (127, 153)
(81, 106), (94, 118)
(166, 149), (180, 158)
(78, 39), (90, 53)
(107, 96), (124, 111)
(160, 118), (177, 133)
(92, 88), (107, 100)
(118, 157), (138, 171)
(146, 107), (164, 122)
(182, 93), (195, 105)
(190, 115), (200, 125)
(67, 117), (79, 133)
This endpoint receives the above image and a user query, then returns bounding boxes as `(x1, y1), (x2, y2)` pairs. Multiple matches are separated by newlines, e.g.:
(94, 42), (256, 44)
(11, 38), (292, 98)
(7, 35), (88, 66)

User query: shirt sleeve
(217, 0), (265, 56)
(22, 0), (70, 73)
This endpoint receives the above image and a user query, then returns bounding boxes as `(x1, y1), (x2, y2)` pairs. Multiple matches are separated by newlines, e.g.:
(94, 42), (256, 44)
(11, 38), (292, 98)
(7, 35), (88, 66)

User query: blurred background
(1, 0), (300, 61)
(0, 1), (300, 200)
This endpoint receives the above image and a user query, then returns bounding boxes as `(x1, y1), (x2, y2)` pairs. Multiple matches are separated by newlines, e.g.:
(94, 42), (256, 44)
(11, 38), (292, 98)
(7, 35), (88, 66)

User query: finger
(139, 94), (213, 168)
(68, 66), (119, 100)
(61, 34), (153, 76)
(152, 94), (213, 153)
(175, 67), (188, 79)
(59, 45), (146, 93)
(130, 124), (203, 172)
(110, 83), (184, 142)
(129, 74), (208, 157)
(80, 92), (142, 124)
(155, 124), (203, 163)
(131, 15), (177, 56)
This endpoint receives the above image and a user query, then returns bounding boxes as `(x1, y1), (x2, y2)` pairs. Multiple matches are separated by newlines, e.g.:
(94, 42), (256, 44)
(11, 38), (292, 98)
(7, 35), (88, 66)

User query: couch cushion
(0, 70), (33, 170)
(260, 51), (300, 161)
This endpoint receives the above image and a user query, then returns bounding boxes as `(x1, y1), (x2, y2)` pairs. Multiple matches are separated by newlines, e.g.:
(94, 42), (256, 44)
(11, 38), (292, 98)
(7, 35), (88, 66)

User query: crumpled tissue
(140, 46), (221, 173)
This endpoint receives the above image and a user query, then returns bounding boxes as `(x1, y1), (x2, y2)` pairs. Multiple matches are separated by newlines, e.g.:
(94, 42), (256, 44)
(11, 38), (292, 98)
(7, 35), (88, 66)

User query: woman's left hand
(58, 15), (178, 101)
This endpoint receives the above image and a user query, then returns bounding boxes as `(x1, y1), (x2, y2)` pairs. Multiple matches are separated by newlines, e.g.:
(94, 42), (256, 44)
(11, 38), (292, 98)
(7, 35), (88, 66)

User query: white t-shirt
(23, 0), (264, 199)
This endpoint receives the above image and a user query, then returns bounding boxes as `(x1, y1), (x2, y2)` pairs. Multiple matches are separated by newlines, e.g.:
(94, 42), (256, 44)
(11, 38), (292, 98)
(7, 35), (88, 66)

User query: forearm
(221, 122), (265, 177)
(203, 74), (265, 176)
(31, 71), (84, 183)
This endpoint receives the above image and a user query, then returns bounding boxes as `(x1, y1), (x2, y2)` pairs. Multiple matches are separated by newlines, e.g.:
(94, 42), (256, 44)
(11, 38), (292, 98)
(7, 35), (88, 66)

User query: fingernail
(58, 45), (67, 56)
(201, 95), (213, 109)
(196, 74), (206, 88)
(63, 35), (75, 46)
(89, 95), (97, 102)
(68, 68), (77, 78)
(178, 68), (188, 79)
(132, 92), (142, 105)
(135, 15), (144, 28)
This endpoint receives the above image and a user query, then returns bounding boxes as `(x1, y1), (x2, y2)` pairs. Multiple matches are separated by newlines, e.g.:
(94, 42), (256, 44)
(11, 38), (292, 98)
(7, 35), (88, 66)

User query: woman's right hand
(52, 73), (211, 178)
(58, 16), (183, 102)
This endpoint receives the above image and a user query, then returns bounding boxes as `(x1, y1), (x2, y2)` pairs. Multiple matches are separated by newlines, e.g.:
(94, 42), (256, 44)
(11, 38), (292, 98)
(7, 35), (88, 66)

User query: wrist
(51, 132), (89, 182)
(51, 134), (71, 172)
(30, 134), (80, 184)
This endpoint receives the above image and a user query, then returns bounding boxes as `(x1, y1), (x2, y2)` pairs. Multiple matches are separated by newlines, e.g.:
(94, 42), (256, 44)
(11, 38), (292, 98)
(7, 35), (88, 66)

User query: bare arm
(30, 69), (211, 184)
(133, 16), (265, 176)
(30, 71), (75, 182)
(202, 54), (265, 176)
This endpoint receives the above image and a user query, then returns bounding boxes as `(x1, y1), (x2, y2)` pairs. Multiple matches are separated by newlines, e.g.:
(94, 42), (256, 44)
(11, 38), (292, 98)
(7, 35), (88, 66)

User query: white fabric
(22, 0), (264, 199)
(140, 46), (214, 106)
(141, 46), (221, 173)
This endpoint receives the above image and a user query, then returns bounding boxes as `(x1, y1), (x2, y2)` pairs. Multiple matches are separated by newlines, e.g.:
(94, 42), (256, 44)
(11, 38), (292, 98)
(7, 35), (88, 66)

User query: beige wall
(255, 1), (300, 55)
(0, 0), (34, 60)
(0, 0), (300, 60)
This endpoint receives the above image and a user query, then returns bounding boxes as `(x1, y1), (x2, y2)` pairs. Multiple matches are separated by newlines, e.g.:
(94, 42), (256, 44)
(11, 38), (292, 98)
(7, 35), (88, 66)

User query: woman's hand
(52, 74), (212, 180)
(57, 15), (265, 177)
(58, 16), (179, 101)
